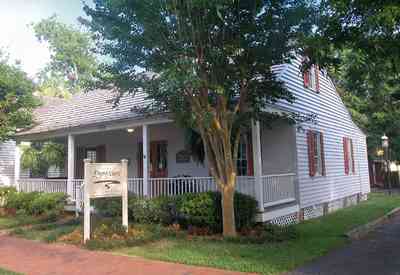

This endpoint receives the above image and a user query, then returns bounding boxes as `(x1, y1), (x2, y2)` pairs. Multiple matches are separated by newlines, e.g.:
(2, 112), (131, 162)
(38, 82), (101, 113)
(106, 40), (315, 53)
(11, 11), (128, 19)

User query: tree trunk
(221, 180), (236, 237)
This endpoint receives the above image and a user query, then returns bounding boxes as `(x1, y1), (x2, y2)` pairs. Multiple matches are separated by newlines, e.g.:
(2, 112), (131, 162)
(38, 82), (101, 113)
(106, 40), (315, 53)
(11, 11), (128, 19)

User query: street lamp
(381, 134), (391, 194)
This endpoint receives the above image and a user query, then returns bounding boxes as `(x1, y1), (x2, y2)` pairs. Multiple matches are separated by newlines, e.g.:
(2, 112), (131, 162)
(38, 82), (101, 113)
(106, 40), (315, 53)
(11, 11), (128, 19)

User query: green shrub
(176, 191), (258, 232)
(6, 191), (39, 214)
(94, 195), (175, 224)
(0, 187), (17, 207)
(5, 191), (66, 217)
(93, 191), (258, 233)
(30, 193), (67, 216)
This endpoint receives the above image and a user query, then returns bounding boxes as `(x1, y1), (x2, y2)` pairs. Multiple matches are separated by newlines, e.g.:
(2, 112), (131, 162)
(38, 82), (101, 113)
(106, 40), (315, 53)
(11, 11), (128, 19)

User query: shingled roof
(17, 90), (152, 136)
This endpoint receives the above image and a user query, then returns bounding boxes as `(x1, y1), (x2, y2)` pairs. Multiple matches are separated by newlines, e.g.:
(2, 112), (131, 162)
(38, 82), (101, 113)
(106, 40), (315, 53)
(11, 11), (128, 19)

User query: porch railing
(17, 173), (296, 210)
(262, 173), (296, 207)
(18, 178), (68, 194)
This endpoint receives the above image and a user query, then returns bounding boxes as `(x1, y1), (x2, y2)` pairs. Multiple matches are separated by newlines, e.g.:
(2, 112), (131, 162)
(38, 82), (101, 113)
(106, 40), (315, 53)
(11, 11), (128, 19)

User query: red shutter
(320, 132), (326, 176)
(315, 65), (320, 92)
(307, 131), (316, 177)
(350, 139), (355, 173)
(303, 70), (310, 88)
(343, 137), (349, 175)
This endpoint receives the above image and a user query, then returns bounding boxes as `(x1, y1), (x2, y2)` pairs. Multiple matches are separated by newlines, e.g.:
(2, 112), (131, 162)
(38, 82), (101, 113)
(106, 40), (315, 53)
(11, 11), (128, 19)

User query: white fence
(17, 173), (296, 210)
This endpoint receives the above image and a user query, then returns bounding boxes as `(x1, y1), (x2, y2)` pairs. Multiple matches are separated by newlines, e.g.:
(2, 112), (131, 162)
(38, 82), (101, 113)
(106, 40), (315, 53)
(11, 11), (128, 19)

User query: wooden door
(137, 141), (168, 178)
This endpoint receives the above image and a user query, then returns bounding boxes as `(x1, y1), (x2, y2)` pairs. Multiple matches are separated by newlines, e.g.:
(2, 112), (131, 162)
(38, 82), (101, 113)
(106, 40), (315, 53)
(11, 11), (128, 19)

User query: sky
(0, 0), (88, 78)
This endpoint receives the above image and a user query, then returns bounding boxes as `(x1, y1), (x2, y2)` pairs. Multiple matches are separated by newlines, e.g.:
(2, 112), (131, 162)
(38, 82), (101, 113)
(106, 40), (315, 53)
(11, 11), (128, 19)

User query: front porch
(15, 120), (298, 218)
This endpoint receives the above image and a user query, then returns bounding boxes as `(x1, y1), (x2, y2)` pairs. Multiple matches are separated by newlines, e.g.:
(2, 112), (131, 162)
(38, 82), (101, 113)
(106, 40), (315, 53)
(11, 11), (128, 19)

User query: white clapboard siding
(274, 57), (370, 208)
(0, 141), (16, 186)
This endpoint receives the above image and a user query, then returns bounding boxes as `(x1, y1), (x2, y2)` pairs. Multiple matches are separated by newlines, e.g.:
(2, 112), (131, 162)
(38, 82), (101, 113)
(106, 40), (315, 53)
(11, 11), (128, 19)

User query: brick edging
(345, 207), (400, 240)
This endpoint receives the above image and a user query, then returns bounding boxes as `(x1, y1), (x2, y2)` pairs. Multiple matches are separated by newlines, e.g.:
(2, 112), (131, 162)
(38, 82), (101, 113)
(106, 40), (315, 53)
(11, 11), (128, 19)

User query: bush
(94, 191), (258, 233)
(5, 191), (67, 217)
(6, 191), (39, 214)
(30, 193), (67, 216)
(176, 191), (258, 232)
(0, 187), (17, 207)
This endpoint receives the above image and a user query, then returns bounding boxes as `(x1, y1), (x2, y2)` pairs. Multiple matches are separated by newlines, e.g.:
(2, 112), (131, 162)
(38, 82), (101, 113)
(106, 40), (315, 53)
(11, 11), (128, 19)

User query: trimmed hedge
(94, 191), (258, 232)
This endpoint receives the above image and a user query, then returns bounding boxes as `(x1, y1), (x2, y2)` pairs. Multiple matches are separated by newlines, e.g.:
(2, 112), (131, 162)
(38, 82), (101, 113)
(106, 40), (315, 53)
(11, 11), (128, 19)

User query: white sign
(83, 159), (128, 243)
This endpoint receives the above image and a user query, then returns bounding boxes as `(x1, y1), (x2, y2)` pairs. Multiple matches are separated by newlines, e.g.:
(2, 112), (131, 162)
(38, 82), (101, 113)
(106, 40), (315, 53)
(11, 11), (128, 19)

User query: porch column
(67, 134), (75, 200)
(14, 143), (21, 190)
(142, 125), (149, 196)
(251, 120), (264, 211)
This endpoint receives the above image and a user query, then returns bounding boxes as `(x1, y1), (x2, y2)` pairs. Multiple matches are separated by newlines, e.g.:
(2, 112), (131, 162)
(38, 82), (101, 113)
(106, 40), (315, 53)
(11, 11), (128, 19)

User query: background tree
(331, 49), (400, 160)
(33, 16), (100, 97)
(0, 51), (37, 141)
(84, 0), (316, 236)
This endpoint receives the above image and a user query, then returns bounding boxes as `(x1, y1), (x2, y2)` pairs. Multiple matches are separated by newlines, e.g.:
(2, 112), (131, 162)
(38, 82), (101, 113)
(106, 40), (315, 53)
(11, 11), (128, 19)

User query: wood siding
(275, 58), (370, 208)
(0, 141), (16, 185)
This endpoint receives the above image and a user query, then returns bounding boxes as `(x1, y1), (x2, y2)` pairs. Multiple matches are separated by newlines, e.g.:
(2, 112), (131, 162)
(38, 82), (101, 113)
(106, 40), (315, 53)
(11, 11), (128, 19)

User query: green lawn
(0, 267), (22, 275)
(2, 192), (399, 275)
(114, 193), (400, 274)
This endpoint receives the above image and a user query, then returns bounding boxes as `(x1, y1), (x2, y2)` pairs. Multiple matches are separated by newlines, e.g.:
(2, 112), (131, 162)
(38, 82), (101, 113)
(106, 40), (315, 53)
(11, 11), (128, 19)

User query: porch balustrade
(17, 173), (296, 210)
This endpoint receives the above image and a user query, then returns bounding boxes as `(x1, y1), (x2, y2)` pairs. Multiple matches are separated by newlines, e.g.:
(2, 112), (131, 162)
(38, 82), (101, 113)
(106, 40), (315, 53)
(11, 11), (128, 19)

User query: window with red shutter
(315, 65), (320, 92)
(307, 130), (326, 177)
(343, 137), (355, 175)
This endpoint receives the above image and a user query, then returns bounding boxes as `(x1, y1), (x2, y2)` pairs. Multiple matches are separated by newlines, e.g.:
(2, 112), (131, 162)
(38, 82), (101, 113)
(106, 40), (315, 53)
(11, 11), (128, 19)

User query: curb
(345, 207), (400, 240)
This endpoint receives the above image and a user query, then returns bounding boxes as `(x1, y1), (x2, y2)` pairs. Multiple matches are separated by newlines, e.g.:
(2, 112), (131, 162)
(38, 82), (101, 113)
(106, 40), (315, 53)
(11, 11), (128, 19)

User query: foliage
(32, 16), (100, 96)
(5, 191), (67, 217)
(94, 191), (257, 232)
(0, 51), (37, 141)
(331, 49), (400, 159)
(115, 193), (400, 274)
(84, 0), (317, 236)
(21, 142), (65, 175)
(0, 187), (17, 207)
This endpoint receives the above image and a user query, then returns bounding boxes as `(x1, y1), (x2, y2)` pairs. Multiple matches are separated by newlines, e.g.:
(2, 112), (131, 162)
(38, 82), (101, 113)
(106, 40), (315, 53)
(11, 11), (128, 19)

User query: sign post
(83, 159), (129, 243)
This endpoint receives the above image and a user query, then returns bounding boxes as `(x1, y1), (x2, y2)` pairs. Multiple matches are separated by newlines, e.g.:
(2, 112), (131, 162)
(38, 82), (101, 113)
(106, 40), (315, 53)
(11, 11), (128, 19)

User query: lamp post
(381, 134), (391, 194)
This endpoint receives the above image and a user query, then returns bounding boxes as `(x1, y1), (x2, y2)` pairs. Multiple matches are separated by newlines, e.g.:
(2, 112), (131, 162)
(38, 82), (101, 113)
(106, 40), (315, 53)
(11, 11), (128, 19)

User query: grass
(0, 267), (22, 275)
(2, 192), (400, 275)
(114, 193), (400, 275)
(0, 216), (38, 230)
(10, 219), (80, 243)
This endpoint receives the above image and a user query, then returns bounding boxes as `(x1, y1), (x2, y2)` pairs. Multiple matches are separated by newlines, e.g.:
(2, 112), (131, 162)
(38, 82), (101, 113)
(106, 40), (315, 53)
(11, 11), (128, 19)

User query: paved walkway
(0, 235), (248, 275)
(289, 213), (400, 275)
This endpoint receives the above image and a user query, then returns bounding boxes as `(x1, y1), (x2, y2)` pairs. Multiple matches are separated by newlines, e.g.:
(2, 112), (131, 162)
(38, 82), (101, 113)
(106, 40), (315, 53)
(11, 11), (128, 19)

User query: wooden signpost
(83, 159), (128, 243)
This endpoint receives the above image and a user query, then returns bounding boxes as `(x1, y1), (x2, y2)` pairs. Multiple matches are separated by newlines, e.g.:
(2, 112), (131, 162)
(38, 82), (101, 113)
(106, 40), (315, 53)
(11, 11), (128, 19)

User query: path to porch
(0, 235), (250, 275)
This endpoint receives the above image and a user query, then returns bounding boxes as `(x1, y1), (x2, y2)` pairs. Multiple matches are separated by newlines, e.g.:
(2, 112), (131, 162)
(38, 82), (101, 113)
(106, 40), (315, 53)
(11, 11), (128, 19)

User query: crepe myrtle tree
(84, 0), (317, 236)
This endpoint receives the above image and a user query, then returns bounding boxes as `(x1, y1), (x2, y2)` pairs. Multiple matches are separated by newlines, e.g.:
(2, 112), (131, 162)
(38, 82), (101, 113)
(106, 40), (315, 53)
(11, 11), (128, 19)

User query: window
(307, 130), (326, 177)
(303, 64), (320, 92)
(86, 149), (97, 162)
(236, 135), (254, 176)
(343, 137), (355, 175)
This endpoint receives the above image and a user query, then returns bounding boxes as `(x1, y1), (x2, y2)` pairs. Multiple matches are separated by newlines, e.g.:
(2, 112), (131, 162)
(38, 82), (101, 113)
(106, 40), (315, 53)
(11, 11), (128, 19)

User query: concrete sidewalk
(0, 235), (248, 275)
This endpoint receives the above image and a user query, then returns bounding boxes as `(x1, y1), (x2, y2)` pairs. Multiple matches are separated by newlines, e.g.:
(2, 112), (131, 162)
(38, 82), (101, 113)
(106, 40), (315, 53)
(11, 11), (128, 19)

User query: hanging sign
(83, 159), (128, 243)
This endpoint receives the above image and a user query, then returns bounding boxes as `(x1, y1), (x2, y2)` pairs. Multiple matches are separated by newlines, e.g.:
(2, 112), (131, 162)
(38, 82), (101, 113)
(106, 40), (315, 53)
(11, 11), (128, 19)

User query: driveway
(0, 235), (249, 275)
(289, 213), (400, 275)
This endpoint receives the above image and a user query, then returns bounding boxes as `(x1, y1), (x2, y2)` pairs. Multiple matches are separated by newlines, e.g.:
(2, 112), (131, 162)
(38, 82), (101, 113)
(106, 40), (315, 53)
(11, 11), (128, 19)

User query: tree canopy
(307, 1), (400, 159)
(84, 0), (317, 236)
(33, 16), (100, 97)
(0, 52), (37, 141)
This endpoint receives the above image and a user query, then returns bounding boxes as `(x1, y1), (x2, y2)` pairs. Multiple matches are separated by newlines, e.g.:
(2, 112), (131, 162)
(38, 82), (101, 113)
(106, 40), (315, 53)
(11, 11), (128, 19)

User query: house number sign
(83, 159), (128, 243)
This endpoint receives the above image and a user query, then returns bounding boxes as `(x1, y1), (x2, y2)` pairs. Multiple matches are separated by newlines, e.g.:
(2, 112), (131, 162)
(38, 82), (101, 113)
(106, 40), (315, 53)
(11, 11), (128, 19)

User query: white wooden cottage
(0, 57), (370, 224)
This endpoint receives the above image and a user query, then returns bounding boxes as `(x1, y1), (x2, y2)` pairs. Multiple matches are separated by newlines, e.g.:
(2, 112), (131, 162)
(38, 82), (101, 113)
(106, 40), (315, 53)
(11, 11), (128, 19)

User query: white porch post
(251, 120), (264, 211)
(67, 134), (75, 200)
(14, 143), (21, 191)
(142, 125), (149, 197)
